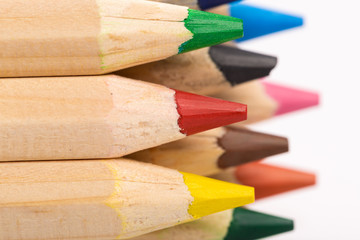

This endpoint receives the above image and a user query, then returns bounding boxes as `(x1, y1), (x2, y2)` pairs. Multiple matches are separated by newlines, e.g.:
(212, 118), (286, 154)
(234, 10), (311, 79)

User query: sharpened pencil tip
(217, 127), (289, 168)
(235, 162), (316, 199)
(209, 45), (278, 86)
(230, 3), (304, 42)
(224, 208), (294, 240)
(179, 9), (243, 53)
(174, 90), (247, 135)
(181, 172), (254, 219)
(262, 82), (320, 116)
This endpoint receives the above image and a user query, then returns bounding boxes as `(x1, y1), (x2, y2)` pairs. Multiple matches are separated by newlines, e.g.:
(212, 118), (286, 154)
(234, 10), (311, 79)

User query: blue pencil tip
(229, 2), (304, 42)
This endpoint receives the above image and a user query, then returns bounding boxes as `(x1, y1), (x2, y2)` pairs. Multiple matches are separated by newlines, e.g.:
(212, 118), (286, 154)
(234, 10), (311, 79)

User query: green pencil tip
(224, 208), (294, 240)
(179, 9), (243, 53)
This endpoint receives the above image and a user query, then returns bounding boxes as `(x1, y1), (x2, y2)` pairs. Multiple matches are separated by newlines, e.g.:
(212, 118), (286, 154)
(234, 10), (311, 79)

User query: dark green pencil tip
(224, 208), (294, 240)
(179, 9), (243, 54)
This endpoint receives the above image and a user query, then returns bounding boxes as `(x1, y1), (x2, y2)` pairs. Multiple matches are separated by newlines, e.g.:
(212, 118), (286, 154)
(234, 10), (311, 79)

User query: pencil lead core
(179, 9), (243, 53)
(262, 82), (320, 116)
(181, 172), (254, 219)
(235, 162), (316, 199)
(224, 208), (294, 240)
(174, 90), (247, 135)
(217, 127), (289, 168)
(231, 3), (304, 42)
(209, 45), (278, 86)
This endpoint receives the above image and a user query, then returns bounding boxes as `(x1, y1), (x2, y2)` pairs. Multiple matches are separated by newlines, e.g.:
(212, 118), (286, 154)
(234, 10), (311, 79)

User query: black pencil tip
(209, 45), (277, 86)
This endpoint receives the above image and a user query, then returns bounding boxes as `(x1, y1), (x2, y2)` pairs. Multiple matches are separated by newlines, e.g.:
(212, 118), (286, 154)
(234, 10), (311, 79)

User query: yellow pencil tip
(181, 172), (254, 219)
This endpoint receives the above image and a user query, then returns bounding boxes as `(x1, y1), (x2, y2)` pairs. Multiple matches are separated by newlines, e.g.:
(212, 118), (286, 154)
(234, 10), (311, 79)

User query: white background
(237, 0), (360, 239)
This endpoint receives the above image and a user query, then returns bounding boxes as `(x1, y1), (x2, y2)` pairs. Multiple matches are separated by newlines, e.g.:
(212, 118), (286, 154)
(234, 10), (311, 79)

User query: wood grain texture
(117, 48), (230, 95)
(131, 209), (233, 240)
(0, 159), (193, 240)
(0, 75), (184, 161)
(128, 128), (226, 176)
(0, 0), (191, 77)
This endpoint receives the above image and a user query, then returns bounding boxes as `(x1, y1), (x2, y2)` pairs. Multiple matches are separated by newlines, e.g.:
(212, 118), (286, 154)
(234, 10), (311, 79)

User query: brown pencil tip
(174, 90), (247, 135)
(217, 127), (289, 168)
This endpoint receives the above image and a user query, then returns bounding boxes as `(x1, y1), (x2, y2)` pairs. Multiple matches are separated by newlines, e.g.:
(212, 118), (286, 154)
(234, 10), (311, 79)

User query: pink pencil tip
(262, 82), (320, 116)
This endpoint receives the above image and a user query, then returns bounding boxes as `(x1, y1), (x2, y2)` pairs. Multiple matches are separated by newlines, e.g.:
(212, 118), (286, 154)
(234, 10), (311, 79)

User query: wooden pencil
(117, 45), (277, 95)
(261, 81), (320, 116)
(211, 79), (319, 125)
(0, 0), (244, 77)
(212, 161), (316, 200)
(0, 75), (247, 161)
(0, 158), (254, 240)
(131, 207), (293, 240)
(127, 127), (288, 176)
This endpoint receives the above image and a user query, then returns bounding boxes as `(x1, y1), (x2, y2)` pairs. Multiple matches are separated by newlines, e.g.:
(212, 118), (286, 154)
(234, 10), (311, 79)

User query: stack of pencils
(0, 0), (319, 239)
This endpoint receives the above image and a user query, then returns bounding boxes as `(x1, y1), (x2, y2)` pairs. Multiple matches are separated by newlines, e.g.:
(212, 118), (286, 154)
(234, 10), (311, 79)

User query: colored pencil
(131, 207), (293, 240)
(127, 126), (288, 176)
(117, 45), (277, 95)
(212, 79), (320, 125)
(0, 159), (254, 239)
(0, 75), (247, 161)
(208, 2), (303, 42)
(263, 81), (320, 116)
(150, 0), (240, 10)
(212, 161), (316, 200)
(0, 0), (244, 77)
(223, 208), (294, 240)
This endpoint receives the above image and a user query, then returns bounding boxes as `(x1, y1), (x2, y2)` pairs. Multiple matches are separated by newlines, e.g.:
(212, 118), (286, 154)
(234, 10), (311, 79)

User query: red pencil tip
(174, 90), (247, 135)
(263, 82), (320, 116)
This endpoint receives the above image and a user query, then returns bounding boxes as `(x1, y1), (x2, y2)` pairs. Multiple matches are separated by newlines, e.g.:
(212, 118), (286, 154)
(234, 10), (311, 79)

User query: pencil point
(225, 208), (294, 240)
(230, 3), (303, 42)
(181, 172), (254, 218)
(174, 90), (247, 135)
(263, 82), (320, 116)
(198, 0), (240, 10)
(179, 9), (243, 53)
(217, 127), (288, 168)
(236, 162), (316, 199)
(209, 45), (278, 86)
